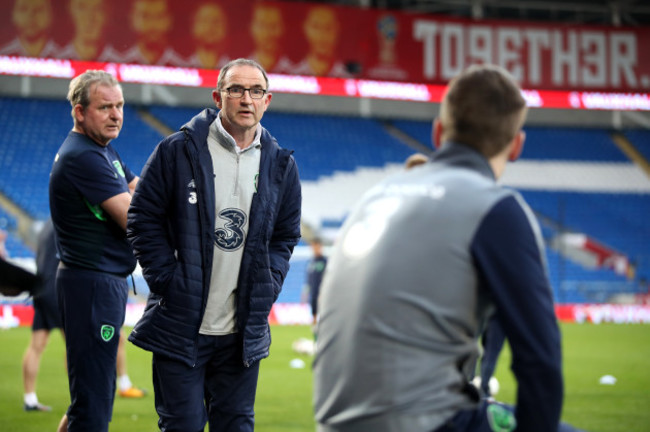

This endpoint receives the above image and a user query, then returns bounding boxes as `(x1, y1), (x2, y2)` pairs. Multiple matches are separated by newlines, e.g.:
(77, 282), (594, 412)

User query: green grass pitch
(0, 323), (648, 431)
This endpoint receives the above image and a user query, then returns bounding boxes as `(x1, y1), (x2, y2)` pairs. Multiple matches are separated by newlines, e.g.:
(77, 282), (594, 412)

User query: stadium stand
(148, 106), (416, 181)
(0, 98), (70, 221)
(388, 117), (650, 302)
(0, 98), (163, 222)
(1, 96), (649, 305)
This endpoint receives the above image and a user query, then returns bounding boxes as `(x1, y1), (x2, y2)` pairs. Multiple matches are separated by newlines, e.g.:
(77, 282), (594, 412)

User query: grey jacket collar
(433, 141), (496, 181)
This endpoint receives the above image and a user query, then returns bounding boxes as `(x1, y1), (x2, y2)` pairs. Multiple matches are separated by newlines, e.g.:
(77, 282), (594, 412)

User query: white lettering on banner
(611, 33), (637, 87)
(269, 74), (321, 94)
(118, 64), (202, 87)
(413, 20), (642, 90)
(498, 28), (523, 81)
(521, 89), (543, 107)
(574, 304), (650, 324)
(524, 30), (550, 85)
(271, 303), (313, 325)
(0, 56), (74, 78)
(552, 30), (578, 86)
(468, 26), (492, 65)
(356, 80), (430, 101)
(441, 24), (463, 79)
(0, 305), (19, 329)
(580, 92), (650, 110)
(467, 26), (492, 63)
(582, 32), (606, 87)
(414, 20), (438, 79)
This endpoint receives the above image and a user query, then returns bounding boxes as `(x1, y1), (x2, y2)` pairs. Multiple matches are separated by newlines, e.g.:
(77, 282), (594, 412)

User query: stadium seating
(390, 119), (433, 149)
(1, 97), (648, 304)
(3, 231), (33, 258)
(148, 106), (416, 181)
(0, 98), (163, 221)
(624, 130), (650, 161)
(392, 119), (630, 162)
(0, 98), (70, 221)
(0, 207), (18, 232)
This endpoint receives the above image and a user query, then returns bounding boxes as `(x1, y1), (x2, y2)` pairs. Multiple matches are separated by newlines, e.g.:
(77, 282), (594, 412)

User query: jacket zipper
(185, 133), (205, 368)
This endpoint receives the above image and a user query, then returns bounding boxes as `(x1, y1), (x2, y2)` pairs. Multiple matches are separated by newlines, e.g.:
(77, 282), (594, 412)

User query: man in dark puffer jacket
(127, 58), (301, 432)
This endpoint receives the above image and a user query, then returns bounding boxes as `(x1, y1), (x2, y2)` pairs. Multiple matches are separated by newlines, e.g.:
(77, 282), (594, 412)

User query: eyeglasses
(223, 86), (267, 99)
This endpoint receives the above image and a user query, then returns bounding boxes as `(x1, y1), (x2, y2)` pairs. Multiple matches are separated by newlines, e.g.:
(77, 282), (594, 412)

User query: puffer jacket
(127, 108), (301, 367)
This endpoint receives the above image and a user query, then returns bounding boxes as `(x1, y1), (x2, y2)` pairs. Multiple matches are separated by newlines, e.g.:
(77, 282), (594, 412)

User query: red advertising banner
(1, 0), (649, 93)
(3, 55), (650, 110)
(3, 303), (650, 328)
(555, 303), (650, 324)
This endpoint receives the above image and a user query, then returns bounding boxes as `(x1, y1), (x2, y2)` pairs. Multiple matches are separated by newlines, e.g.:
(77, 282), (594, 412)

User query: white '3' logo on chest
(188, 179), (197, 204)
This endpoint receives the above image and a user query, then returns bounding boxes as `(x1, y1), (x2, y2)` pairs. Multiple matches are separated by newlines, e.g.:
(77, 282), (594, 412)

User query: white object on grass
(291, 337), (316, 356)
(289, 358), (306, 369)
(599, 375), (617, 385)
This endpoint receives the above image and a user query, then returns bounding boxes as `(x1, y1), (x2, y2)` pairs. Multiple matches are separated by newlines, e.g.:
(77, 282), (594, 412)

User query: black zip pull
(130, 273), (137, 295)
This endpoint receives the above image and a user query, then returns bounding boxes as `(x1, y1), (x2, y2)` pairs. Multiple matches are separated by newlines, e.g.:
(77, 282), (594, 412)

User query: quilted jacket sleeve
(269, 155), (302, 300)
(127, 138), (179, 296)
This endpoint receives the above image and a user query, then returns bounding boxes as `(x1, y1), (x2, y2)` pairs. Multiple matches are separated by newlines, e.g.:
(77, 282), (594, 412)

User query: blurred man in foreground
(314, 64), (584, 432)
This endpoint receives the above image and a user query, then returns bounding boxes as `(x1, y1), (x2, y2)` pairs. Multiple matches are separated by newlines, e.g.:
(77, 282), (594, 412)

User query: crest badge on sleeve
(100, 324), (115, 342)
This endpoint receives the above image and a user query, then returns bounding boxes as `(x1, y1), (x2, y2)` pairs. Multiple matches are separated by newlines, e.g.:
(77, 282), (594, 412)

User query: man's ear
(212, 89), (222, 109)
(73, 104), (84, 123)
(508, 130), (525, 162)
(432, 119), (443, 150)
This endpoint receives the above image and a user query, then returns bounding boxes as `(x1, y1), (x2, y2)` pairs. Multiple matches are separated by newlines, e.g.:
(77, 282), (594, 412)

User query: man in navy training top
(303, 237), (328, 327)
(127, 58), (301, 432)
(313, 64), (585, 432)
(49, 70), (138, 432)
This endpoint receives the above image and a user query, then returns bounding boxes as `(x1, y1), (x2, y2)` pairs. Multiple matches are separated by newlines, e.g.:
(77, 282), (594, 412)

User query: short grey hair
(216, 58), (269, 92)
(67, 70), (121, 118)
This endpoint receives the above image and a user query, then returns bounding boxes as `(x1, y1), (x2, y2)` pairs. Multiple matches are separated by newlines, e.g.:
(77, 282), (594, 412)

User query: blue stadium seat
(277, 259), (308, 304)
(624, 130), (650, 162)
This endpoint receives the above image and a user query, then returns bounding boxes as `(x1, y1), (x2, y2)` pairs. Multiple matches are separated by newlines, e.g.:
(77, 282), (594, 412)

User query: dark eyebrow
(229, 84), (265, 89)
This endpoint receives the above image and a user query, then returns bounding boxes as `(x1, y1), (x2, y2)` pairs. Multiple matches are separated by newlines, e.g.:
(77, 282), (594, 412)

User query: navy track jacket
(127, 108), (301, 367)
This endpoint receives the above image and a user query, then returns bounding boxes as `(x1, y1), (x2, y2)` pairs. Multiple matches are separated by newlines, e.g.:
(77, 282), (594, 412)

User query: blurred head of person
(404, 153), (429, 170)
(192, 2), (226, 49)
(190, 2), (227, 68)
(434, 64), (528, 178)
(303, 5), (339, 61)
(130, 0), (172, 63)
(250, 4), (284, 69)
(67, 70), (124, 147)
(11, 0), (53, 56)
(310, 237), (324, 257)
(68, 0), (109, 60)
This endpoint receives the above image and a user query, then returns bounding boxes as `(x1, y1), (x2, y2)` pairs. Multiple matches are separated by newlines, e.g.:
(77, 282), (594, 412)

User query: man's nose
(240, 89), (254, 102)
